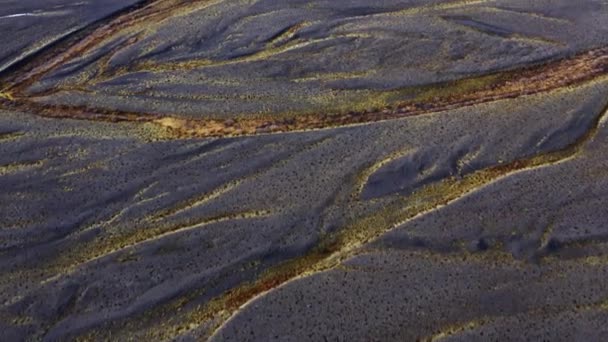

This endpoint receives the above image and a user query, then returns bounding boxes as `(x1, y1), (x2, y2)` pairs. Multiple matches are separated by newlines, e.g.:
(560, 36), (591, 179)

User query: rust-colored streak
(0, 98), (157, 123)
(154, 47), (608, 138)
(1, 47), (607, 138)
(1, 0), (189, 92)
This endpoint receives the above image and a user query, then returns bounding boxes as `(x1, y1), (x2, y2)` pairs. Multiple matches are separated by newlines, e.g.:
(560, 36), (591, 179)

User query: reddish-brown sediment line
(1, 47), (607, 137)
(0, 98), (157, 123)
(156, 47), (608, 137)
(1, 0), (193, 91)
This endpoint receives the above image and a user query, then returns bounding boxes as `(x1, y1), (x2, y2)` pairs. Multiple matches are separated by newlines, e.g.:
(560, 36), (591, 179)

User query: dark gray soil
(1, 1), (608, 341)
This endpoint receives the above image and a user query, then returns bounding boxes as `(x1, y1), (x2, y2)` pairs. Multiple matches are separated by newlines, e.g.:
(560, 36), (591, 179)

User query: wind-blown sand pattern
(1, 0), (608, 341)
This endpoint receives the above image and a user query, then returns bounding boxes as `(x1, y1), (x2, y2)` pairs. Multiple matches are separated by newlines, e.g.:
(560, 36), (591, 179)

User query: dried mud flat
(1, 0), (608, 341)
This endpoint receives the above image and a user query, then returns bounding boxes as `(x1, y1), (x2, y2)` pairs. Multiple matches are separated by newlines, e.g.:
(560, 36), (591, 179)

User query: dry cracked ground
(1, 0), (608, 341)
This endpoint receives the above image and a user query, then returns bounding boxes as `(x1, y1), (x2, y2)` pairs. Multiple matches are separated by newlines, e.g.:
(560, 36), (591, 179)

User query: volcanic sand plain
(1, 0), (608, 341)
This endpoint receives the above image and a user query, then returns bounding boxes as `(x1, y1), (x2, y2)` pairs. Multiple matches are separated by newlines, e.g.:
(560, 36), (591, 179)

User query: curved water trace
(1, 1), (608, 340)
